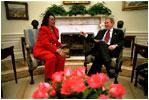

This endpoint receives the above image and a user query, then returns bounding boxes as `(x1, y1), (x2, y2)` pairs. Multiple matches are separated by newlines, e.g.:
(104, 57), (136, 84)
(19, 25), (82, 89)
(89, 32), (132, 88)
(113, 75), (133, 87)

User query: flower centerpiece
(32, 67), (125, 99)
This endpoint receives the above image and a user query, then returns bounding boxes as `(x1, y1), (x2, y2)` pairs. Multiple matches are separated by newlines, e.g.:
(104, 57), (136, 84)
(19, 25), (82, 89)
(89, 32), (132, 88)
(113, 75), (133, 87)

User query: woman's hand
(56, 48), (61, 54)
(60, 51), (66, 58)
(56, 49), (65, 58)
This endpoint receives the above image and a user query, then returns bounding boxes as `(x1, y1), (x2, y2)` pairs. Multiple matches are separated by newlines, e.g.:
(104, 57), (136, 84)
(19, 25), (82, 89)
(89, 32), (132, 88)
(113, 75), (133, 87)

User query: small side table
(125, 36), (136, 60)
(131, 44), (148, 83)
(1, 46), (17, 83)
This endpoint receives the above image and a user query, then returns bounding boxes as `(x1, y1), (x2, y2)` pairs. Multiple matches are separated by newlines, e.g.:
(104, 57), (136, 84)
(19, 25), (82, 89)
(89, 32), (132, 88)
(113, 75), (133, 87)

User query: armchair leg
(144, 80), (148, 96)
(1, 87), (3, 98)
(134, 72), (139, 86)
(114, 75), (118, 84)
(84, 62), (88, 74)
(29, 69), (34, 85)
(119, 62), (123, 72)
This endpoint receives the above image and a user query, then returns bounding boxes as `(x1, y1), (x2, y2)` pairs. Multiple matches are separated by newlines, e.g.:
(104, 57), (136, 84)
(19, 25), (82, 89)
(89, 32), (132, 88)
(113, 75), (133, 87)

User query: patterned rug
(1, 57), (147, 82)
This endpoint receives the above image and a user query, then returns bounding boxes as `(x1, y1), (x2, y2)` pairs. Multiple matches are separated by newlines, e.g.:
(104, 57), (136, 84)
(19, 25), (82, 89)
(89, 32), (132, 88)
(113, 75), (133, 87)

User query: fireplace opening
(61, 32), (94, 57)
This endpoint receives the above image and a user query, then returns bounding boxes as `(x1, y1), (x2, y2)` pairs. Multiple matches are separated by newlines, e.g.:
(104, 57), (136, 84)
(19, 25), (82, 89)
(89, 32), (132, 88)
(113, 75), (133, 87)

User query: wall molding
(1, 30), (148, 60)
(2, 31), (148, 36)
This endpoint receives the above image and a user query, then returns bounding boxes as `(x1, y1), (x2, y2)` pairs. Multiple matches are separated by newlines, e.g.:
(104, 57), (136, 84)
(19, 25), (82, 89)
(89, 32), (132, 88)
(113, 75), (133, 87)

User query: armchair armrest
(25, 44), (33, 54)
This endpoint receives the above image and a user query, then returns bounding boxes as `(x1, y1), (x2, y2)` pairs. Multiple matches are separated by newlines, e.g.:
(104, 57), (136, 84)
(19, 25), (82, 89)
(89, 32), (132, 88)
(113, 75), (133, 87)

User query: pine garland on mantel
(42, 2), (112, 17)
(55, 14), (107, 19)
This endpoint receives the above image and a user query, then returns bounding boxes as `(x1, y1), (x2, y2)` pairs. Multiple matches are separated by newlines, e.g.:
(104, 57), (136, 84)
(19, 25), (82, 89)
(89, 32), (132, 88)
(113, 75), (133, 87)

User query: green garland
(42, 4), (67, 16)
(88, 3), (111, 16)
(42, 2), (112, 16)
(68, 4), (88, 16)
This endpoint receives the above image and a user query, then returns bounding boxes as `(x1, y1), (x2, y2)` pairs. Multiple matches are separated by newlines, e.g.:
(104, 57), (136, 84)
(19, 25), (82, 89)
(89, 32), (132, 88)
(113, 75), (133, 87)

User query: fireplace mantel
(55, 14), (107, 29)
(55, 14), (107, 18)
(56, 15), (107, 57)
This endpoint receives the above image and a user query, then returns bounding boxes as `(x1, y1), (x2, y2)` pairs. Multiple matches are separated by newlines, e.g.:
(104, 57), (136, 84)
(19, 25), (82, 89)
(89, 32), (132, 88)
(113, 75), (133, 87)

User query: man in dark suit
(80, 17), (125, 78)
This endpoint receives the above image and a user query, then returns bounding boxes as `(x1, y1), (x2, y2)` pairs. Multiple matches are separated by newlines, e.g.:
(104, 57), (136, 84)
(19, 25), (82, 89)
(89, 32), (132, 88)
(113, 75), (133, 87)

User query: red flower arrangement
(32, 67), (125, 99)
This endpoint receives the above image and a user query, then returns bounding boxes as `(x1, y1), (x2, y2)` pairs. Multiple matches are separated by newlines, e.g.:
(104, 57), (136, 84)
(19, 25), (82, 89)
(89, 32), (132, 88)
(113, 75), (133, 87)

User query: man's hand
(80, 31), (87, 37)
(108, 44), (118, 51)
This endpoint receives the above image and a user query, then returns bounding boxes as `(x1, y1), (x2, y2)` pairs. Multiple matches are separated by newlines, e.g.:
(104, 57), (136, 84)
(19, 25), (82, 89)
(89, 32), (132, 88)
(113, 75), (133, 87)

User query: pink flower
(98, 94), (111, 99)
(64, 68), (73, 78)
(97, 73), (109, 83)
(87, 74), (103, 88)
(51, 81), (56, 89)
(102, 86), (107, 91)
(109, 82), (125, 99)
(61, 77), (87, 95)
(52, 71), (64, 82)
(50, 89), (56, 96)
(32, 89), (49, 99)
(70, 77), (87, 92)
(38, 82), (52, 93)
(32, 82), (52, 99)
(73, 67), (86, 78)
(32, 67), (125, 99)
(60, 79), (73, 95)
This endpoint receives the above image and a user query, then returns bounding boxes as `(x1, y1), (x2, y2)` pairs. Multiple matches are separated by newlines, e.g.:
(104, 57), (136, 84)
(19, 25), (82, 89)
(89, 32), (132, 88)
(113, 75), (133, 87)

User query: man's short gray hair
(106, 17), (115, 23)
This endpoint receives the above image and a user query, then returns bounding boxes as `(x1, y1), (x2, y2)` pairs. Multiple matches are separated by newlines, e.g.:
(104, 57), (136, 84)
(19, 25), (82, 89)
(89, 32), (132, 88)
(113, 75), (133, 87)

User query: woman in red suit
(33, 13), (65, 82)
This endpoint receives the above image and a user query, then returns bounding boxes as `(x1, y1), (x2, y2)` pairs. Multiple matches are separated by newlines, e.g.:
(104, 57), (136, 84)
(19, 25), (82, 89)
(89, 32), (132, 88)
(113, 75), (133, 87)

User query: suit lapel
(110, 28), (117, 44)
(99, 30), (106, 40)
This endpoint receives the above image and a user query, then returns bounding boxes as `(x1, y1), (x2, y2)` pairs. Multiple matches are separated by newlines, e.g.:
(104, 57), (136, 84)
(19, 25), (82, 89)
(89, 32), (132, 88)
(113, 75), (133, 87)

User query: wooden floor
(1, 57), (148, 99)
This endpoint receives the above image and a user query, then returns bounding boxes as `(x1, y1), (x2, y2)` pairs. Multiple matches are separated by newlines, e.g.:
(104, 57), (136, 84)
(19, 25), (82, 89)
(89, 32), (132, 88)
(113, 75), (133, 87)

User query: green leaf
(59, 94), (67, 99)
(97, 87), (102, 94)
(81, 88), (92, 99)
(49, 96), (58, 99)
(88, 92), (98, 99)
(102, 89), (109, 95)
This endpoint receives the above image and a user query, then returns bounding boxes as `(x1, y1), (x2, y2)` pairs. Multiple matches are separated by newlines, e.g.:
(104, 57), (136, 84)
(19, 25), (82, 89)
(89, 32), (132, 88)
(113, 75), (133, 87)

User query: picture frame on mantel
(4, 1), (29, 20)
(122, 1), (148, 11)
(63, 1), (90, 4)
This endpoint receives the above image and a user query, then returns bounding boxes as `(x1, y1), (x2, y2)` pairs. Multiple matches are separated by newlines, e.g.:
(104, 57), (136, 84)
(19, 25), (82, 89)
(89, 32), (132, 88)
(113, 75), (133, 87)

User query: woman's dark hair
(41, 12), (55, 26)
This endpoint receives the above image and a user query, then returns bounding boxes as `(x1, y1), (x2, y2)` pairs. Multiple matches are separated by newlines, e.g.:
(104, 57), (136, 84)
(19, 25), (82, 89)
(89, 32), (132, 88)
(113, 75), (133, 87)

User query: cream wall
(1, 1), (148, 34)
(106, 1), (148, 32)
(1, 1), (148, 59)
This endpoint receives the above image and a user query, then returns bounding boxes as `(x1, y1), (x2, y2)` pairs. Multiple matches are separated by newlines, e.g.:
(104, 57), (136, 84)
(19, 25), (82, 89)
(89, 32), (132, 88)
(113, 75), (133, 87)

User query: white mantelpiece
(56, 15), (106, 26)
(55, 15), (107, 39)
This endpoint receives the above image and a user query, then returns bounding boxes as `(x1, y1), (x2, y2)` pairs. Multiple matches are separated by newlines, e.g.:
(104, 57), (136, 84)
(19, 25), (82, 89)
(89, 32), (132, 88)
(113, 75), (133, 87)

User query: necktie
(104, 30), (110, 43)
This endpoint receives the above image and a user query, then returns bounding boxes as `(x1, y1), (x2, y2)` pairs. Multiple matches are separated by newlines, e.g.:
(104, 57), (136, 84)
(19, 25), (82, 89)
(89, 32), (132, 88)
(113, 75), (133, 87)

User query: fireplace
(61, 32), (94, 57)
(55, 15), (107, 57)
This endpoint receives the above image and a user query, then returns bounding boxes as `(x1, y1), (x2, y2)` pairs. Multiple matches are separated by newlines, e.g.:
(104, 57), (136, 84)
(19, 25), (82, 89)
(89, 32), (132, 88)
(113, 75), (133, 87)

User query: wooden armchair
(84, 48), (123, 84)
(24, 29), (44, 84)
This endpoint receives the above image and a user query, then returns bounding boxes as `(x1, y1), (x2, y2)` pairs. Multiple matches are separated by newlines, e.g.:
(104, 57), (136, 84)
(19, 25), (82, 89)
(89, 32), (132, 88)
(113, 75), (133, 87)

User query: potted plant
(67, 4), (88, 16)
(88, 3), (112, 16)
(42, 2), (112, 17)
(42, 4), (67, 16)
(32, 67), (125, 99)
